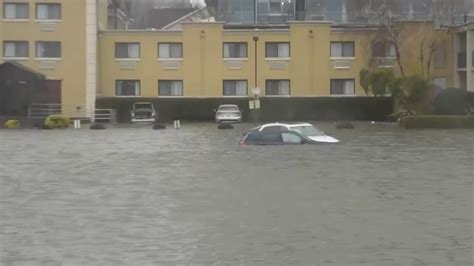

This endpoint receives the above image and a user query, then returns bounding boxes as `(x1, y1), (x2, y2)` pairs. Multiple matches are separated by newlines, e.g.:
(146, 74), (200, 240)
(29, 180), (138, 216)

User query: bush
(399, 115), (474, 129)
(44, 115), (70, 129)
(4, 120), (20, 129)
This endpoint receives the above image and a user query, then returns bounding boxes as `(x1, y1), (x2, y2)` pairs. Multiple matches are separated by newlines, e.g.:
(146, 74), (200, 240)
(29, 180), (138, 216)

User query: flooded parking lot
(0, 122), (472, 265)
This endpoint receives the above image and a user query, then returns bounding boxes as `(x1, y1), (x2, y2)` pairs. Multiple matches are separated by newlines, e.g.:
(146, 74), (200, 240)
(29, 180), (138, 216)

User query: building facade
(0, 0), (472, 120)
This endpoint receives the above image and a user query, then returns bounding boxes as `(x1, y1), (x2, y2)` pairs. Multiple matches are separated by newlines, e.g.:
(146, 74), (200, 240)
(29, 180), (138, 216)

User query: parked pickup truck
(130, 102), (157, 123)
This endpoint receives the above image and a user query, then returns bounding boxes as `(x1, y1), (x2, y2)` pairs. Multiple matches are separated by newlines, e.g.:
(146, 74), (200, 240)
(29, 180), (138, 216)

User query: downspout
(254, 0), (257, 26)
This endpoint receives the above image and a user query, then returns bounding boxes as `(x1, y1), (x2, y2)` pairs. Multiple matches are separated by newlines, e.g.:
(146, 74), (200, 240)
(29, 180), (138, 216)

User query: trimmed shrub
(4, 120), (20, 129)
(44, 115), (70, 129)
(90, 123), (106, 130)
(399, 115), (474, 129)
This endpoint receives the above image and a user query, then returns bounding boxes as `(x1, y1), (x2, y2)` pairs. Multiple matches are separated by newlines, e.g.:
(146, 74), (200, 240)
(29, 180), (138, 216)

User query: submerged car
(241, 130), (314, 145)
(215, 104), (242, 123)
(130, 102), (157, 123)
(247, 122), (339, 143)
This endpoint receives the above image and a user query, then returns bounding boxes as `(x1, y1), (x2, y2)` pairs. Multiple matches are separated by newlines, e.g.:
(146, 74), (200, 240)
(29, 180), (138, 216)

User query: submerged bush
(4, 120), (20, 129)
(44, 115), (70, 129)
(399, 115), (474, 129)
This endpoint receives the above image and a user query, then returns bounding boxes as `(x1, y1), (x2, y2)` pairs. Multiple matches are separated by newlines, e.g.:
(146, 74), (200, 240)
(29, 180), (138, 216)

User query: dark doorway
(0, 62), (61, 117)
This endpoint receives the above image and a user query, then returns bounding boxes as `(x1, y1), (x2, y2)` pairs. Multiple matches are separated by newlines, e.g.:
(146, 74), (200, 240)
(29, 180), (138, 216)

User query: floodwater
(0, 122), (472, 265)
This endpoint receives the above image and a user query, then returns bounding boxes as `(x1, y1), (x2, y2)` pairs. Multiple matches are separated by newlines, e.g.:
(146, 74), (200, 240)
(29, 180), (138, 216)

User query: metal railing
(28, 104), (62, 119)
(93, 109), (117, 124)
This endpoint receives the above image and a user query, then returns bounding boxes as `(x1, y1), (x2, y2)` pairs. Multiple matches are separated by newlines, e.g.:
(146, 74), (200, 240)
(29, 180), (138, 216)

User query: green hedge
(399, 115), (474, 129)
(4, 120), (20, 129)
(44, 115), (70, 129)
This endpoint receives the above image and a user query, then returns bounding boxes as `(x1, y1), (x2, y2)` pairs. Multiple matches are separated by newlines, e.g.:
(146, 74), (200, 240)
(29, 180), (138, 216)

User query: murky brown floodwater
(0, 122), (472, 265)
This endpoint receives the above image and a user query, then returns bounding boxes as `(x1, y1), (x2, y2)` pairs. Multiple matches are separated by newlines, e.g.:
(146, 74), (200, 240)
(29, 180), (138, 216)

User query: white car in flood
(215, 104), (242, 123)
(253, 122), (339, 143)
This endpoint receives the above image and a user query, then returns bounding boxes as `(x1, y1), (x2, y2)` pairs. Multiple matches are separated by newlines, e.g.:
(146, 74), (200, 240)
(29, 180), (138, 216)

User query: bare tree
(362, 0), (406, 76)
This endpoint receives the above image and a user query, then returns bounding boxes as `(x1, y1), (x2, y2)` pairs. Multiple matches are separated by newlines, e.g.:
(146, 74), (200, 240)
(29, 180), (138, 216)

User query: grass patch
(399, 115), (474, 129)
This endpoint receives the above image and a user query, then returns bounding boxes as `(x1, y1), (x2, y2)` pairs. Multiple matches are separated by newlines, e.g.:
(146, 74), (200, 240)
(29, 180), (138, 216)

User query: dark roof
(0, 61), (45, 80)
(142, 8), (197, 29)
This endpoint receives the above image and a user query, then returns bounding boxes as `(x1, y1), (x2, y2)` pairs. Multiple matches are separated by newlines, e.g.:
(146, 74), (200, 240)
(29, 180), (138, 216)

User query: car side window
(281, 132), (302, 144)
(259, 133), (283, 143)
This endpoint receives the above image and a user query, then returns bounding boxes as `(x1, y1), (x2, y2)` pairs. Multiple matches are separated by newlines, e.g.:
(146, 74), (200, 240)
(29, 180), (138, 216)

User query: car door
(258, 132), (284, 145)
(281, 132), (304, 145)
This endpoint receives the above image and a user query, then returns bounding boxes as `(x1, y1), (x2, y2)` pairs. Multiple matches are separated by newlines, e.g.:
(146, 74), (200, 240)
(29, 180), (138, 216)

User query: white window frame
(223, 42), (248, 59)
(115, 80), (140, 97)
(115, 42), (140, 61)
(158, 43), (183, 60)
(265, 42), (290, 60)
(158, 80), (184, 97)
(3, 41), (29, 59)
(35, 41), (61, 60)
(433, 77), (447, 89)
(3, 3), (29, 21)
(330, 79), (355, 96)
(265, 80), (291, 96)
(35, 3), (61, 22)
(223, 80), (248, 97)
(330, 41), (355, 59)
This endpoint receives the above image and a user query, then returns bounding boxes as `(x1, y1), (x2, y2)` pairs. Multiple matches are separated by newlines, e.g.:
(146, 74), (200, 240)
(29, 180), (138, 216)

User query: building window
(36, 3), (61, 20)
(266, 80), (290, 96)
(269, 1), (282, 14)
(372, 41), (396, 58)
(3, 41), (28, 58)
(330, 42), (355, 57)
(265, 42), (290, 58)
(3, 3), (29, 19)
(434, 46), (446, 68)
(158, 43), (182, 59)
(158, 80), (183, 96)
(36, 41), (61, 58)
(330, 79), (355, 95)
(223, 43), (247, 58)
(223, 80), (247, 96)
(116, 80), (140, 96)
(433, 77), (447, 89)
(115, 43), (140, 59)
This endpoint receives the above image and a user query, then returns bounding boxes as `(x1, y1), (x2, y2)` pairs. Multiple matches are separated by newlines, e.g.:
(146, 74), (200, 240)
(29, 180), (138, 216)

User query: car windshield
(135, 104), (152, 109)
(290, 125), (324, 136)
(219, 106), (238, 111)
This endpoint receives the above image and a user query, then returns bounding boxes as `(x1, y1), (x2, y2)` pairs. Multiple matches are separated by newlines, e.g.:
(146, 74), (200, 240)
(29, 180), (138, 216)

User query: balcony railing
(373, 57), (396, 68)
(457, 52), (467, 69)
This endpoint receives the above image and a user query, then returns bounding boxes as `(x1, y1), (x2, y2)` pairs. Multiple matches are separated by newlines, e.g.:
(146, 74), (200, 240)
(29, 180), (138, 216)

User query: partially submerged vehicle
(130, 102), (157, 123)
(246, 122), (339, 143)
(240, 130), (314, 145)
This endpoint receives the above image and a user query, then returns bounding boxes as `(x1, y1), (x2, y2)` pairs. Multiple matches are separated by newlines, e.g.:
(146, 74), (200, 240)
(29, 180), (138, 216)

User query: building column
(86, 0), (97, 117)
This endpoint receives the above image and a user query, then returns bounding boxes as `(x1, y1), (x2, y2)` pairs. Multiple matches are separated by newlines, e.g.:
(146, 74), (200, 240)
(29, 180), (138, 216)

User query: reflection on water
(0, 122), (472, 265)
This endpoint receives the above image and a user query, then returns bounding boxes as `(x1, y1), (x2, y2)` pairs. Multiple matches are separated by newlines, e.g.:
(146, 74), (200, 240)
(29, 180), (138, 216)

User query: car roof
(134, 102), (153, 104)
(218, 104), (238, 107)
(287, 123), (313, 127)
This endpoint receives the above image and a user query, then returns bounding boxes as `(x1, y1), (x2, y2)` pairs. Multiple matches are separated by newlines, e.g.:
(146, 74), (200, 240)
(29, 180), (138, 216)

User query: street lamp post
(252, 33), (260, 122)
